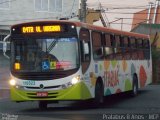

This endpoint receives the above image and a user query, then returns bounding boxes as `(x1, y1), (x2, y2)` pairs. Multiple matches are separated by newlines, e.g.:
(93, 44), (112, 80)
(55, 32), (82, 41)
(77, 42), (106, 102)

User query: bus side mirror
(3, 35), (10, 59)
(3, 42), (7, 53)
(83, 42), (89, 55)
(80, 40), (89, 62)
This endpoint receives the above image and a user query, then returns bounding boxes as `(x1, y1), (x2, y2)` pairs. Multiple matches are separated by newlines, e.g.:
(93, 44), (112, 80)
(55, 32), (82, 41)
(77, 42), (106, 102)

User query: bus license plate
(37, 92), (48, 97)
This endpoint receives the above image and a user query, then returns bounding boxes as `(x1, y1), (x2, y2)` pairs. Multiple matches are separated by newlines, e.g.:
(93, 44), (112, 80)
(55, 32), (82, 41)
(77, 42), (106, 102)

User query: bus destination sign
(22, 25), (61, 33)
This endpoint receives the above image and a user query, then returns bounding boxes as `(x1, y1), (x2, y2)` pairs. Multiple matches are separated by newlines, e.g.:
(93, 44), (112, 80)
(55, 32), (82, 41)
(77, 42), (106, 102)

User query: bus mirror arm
(3, 34), (10, 59)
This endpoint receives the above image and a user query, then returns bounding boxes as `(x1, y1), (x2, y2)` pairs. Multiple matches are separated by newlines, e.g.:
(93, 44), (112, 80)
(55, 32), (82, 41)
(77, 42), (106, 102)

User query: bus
(4, 20), (152, 109)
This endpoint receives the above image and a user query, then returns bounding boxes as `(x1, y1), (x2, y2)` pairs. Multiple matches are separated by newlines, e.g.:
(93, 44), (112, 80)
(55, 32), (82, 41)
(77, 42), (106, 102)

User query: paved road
(0, 85), (160, 120)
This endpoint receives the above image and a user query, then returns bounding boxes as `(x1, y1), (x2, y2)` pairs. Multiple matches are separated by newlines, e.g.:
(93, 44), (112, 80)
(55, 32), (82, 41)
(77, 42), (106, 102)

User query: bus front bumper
(10, 82), (92, 102)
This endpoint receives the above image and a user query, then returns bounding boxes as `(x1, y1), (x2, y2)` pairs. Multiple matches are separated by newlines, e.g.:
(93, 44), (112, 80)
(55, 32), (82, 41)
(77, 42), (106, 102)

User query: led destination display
(22, 25), (61, 33)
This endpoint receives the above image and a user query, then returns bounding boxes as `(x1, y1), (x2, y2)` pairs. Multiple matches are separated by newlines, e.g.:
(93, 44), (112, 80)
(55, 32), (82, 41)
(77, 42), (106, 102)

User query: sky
(87, 0), (156, 31)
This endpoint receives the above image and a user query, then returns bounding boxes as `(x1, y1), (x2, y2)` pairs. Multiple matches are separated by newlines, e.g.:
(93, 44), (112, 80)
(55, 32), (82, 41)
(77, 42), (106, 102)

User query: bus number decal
(23, 81), (35, 86)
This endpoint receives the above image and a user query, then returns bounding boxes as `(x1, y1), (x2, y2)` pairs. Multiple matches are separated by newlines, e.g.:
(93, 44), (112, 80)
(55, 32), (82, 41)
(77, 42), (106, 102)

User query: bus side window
(115, 35), (123, 60)
(92, 31), (103, 60)
(137, 39), (144, 60)
(138, 39), (143, 48)
(143, 39), (150, 60)
(123, 36), (131, 60)
(104, 34), (114, 60)
(131, 37), (138, 60)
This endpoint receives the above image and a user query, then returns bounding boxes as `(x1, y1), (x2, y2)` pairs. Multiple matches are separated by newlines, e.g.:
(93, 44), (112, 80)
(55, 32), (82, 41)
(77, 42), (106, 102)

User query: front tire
(95, 81), (104, 106)
(131, 75), (138, 97)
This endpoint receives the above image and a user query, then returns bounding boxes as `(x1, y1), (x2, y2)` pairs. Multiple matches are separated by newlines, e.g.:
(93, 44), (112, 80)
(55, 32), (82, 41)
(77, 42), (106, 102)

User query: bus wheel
(39, 101), (47, 110)
(131, 75), (138, 97)
(95, 81), (104, 106)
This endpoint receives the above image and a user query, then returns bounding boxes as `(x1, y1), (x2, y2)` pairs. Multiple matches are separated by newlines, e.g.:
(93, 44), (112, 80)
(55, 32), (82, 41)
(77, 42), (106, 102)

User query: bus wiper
(47, 39), (58, 53)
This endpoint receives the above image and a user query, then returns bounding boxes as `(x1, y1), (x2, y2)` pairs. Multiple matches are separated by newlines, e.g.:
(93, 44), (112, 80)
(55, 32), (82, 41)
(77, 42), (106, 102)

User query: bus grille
(25, 85), (61, 90)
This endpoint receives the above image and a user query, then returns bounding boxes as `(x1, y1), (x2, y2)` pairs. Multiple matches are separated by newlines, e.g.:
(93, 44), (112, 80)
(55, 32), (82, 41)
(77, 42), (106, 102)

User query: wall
(132, 7), (160, 31)
(0, 0), (79, 26)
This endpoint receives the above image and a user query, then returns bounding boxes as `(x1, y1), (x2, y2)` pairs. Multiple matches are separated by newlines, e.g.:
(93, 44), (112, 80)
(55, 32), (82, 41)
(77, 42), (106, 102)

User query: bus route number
(23, 80), (35, 86)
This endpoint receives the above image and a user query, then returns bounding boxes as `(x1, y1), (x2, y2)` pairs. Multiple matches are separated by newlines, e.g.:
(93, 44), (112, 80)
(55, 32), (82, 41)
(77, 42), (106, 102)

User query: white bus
(3, 20), (152, 109)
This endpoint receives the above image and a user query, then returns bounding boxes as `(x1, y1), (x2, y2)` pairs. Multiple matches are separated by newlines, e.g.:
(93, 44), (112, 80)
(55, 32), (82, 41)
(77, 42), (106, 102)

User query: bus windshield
(11, 36), (79, 72)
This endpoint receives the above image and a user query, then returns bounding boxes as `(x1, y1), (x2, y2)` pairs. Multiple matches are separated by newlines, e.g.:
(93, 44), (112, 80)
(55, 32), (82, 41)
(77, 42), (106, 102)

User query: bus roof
(11, 20), (149, 39)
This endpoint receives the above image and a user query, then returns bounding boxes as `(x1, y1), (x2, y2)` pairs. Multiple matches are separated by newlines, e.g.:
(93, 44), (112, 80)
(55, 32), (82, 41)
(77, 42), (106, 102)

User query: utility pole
(121, 18), (123, 31)
(80, 0), (87, 22)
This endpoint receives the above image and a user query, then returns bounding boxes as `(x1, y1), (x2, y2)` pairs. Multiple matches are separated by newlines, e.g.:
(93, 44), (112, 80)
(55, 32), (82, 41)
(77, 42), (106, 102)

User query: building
(0, 0), (80, 82)
(131, 0), (160, 46)
(0, 0), (79, 43)
(86, 9), (109, 27)
(131, 0), (160, 31)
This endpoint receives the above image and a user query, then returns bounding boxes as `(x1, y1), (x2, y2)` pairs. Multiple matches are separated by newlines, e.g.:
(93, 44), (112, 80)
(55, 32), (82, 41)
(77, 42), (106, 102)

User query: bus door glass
(79, 28), (91, 74)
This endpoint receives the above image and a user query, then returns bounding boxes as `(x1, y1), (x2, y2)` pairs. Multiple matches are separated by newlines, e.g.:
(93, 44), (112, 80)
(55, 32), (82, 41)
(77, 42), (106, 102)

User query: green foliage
(152, 48), (160, 83)
(152, 48), (160, 60)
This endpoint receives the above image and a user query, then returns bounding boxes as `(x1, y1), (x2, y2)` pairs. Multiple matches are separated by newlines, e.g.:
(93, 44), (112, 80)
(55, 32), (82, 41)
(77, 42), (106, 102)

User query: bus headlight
(61, 76), (81, 89)
(9, 79), (16, 86)
(71, 76), (80, 85)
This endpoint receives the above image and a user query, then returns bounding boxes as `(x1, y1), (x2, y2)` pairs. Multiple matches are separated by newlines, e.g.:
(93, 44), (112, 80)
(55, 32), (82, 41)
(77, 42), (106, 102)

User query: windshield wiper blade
(47, 39), (58, 53)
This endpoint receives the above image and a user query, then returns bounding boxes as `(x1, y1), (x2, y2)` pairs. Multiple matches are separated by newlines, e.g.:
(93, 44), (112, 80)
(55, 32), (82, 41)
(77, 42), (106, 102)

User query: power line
(109, 22), (148, 26)
(107, 7), (148, 10)
(87, 5), (148, 9)
(115, 17), (151, 20)
(88, 11), (160, 15)
(105, 12), (160, 14)
(109, 23), (134, 25)
(87, 3), (150, 8)
(87, 2), (149, 7)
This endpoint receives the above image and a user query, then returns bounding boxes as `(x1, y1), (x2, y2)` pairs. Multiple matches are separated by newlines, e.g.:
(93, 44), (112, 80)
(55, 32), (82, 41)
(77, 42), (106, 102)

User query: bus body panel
(10, 82), (92, 101)
(10, 69), (93, 102)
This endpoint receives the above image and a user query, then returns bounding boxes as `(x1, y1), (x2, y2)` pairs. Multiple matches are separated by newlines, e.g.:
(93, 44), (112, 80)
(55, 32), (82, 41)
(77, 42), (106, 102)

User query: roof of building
(131, 23), (160, 35)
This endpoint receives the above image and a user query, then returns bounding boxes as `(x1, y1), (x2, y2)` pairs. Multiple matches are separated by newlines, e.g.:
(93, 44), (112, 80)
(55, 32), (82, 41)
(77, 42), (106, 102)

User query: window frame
(0, 0), (10, 10)
(114, 35), (124, 60)
(123, 36), (129, 48)
(137, 38), (143, 49)
(143, 39), (150, 60)
(34, 0), (63, 13)
(130, 37), (136, 49)
(104, 33), (115, 60)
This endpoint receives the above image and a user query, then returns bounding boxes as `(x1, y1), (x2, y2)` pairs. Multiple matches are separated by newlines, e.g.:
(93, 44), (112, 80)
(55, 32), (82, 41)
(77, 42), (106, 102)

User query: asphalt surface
(0, 85), (160, 120)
